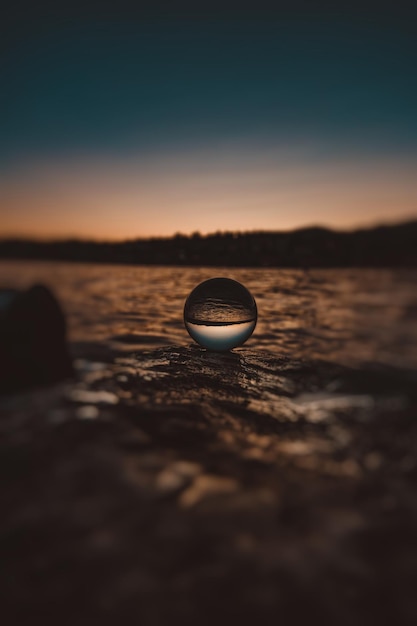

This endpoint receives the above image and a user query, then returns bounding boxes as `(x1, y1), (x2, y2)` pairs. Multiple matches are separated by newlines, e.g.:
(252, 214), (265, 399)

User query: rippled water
(0, 261), (416, 368)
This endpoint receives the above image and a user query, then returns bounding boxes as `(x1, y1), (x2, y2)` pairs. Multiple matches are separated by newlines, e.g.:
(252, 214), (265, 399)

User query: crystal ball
(184, 277), (257, 351)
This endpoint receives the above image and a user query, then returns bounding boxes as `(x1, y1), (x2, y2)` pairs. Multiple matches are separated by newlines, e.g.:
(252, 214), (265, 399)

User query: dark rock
(0, 284), (73, 394)
(1, 345), (417, 625)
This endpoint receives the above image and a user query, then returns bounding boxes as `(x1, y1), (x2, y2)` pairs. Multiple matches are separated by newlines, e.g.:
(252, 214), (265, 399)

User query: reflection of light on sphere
(184, 278), (257, 351)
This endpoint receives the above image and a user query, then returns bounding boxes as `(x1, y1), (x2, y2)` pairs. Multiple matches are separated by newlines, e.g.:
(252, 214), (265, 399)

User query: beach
(1, 261), (417, 624)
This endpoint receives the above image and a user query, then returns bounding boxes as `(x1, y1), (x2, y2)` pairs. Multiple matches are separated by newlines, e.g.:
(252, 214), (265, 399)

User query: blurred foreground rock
(1, 345), (417, 625)
(0, 284), (73, 394)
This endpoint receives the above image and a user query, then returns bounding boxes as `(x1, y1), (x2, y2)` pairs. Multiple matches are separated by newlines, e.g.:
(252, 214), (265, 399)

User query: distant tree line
(1, 221), (416, 267)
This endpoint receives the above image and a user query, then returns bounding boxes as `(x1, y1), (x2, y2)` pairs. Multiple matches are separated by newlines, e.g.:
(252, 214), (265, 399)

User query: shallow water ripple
(1, 262), (416, 368)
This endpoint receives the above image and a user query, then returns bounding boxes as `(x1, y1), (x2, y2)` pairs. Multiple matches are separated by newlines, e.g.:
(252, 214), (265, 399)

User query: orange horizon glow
(2, 147), (417, 241)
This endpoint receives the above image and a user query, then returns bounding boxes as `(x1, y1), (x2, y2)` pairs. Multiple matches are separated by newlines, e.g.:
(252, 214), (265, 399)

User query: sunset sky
(2, 3), (417, 240)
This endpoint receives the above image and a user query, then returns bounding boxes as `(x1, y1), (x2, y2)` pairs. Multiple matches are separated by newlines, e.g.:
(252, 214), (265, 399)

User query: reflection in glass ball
(184, 278), (257, 351)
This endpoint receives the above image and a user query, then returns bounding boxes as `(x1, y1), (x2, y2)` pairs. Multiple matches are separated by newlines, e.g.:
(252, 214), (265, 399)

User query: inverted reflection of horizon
(186, 318), (256, 326)
(185, 320), (256, 351)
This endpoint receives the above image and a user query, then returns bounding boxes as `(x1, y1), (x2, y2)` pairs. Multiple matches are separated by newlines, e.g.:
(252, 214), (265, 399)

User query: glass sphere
(184, 277), (257, 351)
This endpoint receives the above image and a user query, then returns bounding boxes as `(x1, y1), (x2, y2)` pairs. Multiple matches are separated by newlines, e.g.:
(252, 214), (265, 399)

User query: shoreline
(2, 344), (417, 623)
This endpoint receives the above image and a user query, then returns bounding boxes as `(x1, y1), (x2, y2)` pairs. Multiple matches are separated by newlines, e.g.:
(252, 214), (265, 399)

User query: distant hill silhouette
(1, 220), (417, 267)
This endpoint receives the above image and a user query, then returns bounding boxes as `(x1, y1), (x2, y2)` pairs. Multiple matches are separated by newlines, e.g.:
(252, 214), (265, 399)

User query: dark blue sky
(2, 3), (417, 237)
(3, 5), (417, 162)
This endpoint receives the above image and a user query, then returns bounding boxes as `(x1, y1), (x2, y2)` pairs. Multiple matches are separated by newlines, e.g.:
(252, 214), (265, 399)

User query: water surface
(0, 261), (416, 368)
